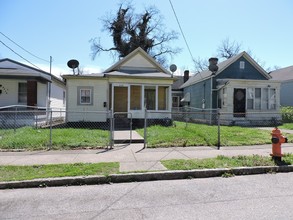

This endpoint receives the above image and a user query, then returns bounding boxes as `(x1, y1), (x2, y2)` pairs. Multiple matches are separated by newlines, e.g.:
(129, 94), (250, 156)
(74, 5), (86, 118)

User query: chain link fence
(143, 107), (292, 149)
(1, 106), (292, 150)
(0, 107), (110, 151)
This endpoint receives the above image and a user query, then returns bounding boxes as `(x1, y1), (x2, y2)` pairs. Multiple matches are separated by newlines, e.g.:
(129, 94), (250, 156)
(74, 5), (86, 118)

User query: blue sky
(1, 0), (292, 77)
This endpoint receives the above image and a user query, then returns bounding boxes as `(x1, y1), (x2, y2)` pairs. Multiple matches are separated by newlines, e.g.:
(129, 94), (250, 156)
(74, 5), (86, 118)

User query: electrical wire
(168, 0), (195, 63)
(0, 31), (49, 63)
(0, 39), (44, 71)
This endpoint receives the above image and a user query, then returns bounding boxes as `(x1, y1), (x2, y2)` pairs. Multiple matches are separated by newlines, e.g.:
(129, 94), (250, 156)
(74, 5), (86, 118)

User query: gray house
(180, 51), (281, 125)
(270, 65), (293, 107)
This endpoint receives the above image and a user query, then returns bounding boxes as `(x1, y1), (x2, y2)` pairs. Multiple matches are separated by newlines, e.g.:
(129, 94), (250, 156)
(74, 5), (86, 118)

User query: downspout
(210, 75), (213, 124)
(208, 57), (219, 125)
(48, 56), (52, 110)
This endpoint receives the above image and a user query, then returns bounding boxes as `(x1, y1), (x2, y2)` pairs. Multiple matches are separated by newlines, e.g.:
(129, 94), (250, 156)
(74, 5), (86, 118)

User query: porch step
(113, 131), (144, 144)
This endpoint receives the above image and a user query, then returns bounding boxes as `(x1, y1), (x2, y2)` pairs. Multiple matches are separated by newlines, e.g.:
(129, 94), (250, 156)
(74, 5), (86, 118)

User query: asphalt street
(1, 172), (293, 220)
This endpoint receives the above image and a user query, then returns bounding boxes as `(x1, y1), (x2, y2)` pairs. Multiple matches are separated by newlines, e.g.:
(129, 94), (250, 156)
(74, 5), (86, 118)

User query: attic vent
(240, 61), (245, 69)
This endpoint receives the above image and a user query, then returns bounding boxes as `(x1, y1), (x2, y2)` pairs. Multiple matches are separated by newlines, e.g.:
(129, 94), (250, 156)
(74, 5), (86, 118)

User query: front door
(27, 81), (37, 107)
(114, 86), (128, 113)
(233, 88), (246, 117)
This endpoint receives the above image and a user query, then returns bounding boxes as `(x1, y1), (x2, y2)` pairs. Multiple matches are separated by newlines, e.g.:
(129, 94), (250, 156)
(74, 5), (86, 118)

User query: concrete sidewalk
(1, 143), (293, 172)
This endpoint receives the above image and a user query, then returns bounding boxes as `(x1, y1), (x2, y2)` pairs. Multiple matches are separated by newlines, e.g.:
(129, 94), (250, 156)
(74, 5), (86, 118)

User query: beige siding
(121, 53), (156, 69)
(66, 78), (108, 122)
(109, 78), (173, 85)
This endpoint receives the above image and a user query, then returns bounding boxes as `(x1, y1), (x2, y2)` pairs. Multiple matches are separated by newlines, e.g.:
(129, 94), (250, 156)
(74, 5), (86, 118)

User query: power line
(0, 31), (50, 63)
(168, 0), (195, 64)
(0, 39), (44, 71)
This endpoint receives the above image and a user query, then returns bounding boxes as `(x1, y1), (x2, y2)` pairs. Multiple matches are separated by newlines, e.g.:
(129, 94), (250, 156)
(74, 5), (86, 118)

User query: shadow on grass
(272, 156), (292, 166)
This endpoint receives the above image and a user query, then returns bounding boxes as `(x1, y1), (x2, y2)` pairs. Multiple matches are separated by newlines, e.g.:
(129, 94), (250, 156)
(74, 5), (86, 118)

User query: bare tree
(193, 38), (243, 72)
(217, 37), (242, 59)
(193, 57), (209, 73)
(90, 3), (180, 65)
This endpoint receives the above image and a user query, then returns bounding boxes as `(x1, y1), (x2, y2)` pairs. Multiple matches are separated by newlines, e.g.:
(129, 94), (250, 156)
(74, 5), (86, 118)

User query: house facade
(270, 65), (293, 107)
(0, 58), (66, 110)
(180, 52), (281, 125)
(171, 70), (189, 110)
(62, 47), (174, 124)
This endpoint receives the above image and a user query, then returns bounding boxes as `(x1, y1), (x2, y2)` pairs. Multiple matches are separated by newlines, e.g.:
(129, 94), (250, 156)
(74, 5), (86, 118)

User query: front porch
(110, 83), (172, 119)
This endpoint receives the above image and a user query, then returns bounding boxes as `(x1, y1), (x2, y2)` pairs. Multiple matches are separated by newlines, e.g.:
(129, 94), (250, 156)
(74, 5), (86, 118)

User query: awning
(181, 92), (190, 102)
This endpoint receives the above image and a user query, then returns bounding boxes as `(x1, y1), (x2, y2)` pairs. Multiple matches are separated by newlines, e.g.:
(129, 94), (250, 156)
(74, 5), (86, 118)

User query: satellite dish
(169, 64), (177, 73)
(67, 59), (79, 75)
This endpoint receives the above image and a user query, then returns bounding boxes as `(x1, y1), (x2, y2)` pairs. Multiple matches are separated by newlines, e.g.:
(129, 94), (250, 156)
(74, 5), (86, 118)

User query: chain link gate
(110, 112), (133, 147)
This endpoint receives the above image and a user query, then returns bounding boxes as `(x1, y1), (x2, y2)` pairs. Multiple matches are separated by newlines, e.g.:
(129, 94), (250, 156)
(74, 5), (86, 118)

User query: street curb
(1, 165), (293, 189)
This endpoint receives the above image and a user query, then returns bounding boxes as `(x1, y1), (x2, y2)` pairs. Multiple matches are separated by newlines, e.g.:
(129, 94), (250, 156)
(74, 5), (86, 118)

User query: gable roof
(180, 51), (270, 88)
(0, 58), (65, 85)
(172, 76), (184, 90)
(104, 47), (171, 75)
(269, 65), (293, 81)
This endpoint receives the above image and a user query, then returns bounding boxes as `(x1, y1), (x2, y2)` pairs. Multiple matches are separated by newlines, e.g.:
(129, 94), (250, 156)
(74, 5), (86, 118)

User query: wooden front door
(233, 88), (246, 117)
(27, 81), (37, 106)
(114, 87), (128, 113)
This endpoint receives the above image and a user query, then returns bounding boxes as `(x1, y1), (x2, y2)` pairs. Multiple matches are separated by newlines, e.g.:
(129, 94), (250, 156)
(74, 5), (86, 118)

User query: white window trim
(77, 87), (93, 105)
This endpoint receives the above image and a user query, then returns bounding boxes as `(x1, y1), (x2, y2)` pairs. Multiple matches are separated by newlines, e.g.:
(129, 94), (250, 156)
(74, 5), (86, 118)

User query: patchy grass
(137, 121), (293, 148)
(0, 162), (119, 182)
(162, 154), (293, 170)
(0, 127), (109, 150)
(279, 123), (293, 130)
(1, 121), (293, 151)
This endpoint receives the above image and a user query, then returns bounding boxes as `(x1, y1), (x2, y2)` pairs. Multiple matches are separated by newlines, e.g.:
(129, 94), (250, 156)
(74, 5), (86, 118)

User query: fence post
(217, 108), (221, 150)
(35, 111), (38, 129)
(13, 107), (18, 133)
(144, 108), (147, 149)
(49, 109), (53, 149)
(109, 109), (113, 149)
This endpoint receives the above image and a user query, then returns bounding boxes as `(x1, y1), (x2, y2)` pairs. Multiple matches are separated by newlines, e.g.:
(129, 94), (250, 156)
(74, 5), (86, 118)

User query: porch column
(155, 85), (158, 111)
(168, 85), (172, 111)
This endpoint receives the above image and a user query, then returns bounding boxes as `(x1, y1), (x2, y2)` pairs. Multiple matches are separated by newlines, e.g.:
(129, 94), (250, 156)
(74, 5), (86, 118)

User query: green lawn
(1, 122), (293, 150)
(279, 123), (293, 130)
(2, 155), (293, 182)
(162, 154), (293, 170)
(0, 162), (119, 182)
(137, 121), (293, 147)
(0, 127), (109, 150)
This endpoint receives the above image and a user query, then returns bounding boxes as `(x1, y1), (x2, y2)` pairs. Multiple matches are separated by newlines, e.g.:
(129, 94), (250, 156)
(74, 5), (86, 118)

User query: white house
(0, 58), (66, 110)
(62, 47), (175, 125)
(270, 65), (293, 107)
(0, 58), (66, 127)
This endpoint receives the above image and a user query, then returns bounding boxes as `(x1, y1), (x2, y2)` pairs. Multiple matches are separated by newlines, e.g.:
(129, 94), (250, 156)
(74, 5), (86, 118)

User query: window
(130, 85), (141, 110)
(262, 88), (269, 110)
(18, 83), (27, 103)
(247, 88), (254, 109)
(144, 86), (156, 110)
(158, 86), (168, 110)
(222, 88), (227, 107)
(78, 87), (93, 105)
(247, 87), (276, 110)
(172, 96), (179, 107)
(255, 88), (261, 110)
(240, 61), (245, 69)
(269, 88), (276, 109)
